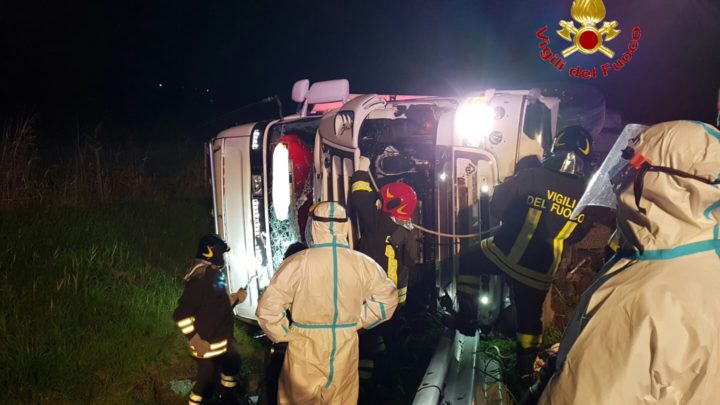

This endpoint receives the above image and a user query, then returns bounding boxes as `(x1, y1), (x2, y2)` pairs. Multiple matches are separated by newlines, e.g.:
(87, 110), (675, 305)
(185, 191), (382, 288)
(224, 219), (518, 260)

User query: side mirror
(306, 79), (350, 104)
(291, 79), (309, 103)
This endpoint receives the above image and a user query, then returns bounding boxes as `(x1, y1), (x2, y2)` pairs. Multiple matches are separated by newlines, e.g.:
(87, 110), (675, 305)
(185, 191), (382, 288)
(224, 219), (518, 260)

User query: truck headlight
(455, 101), (495, 146)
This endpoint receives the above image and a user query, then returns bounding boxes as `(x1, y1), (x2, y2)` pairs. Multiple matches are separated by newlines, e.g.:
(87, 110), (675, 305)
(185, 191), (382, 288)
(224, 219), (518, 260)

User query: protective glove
(229, 288), (248, 306)
(358, 156), (371, 172)
(188, 333), (211, 357)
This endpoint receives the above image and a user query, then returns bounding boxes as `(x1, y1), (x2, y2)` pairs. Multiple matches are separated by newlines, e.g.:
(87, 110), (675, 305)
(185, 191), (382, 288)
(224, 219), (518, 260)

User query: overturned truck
(208, 79), (597, 404)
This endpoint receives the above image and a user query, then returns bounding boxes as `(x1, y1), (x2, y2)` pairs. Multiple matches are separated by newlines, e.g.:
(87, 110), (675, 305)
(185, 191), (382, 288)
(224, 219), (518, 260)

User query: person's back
(489, 165), (588, 289)
(540, 120), (720, 404)
(256, 202), (398, 405)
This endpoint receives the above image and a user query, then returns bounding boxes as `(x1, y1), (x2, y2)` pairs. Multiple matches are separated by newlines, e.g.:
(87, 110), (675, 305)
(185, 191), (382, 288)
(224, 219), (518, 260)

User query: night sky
(2, 0), (720, 138)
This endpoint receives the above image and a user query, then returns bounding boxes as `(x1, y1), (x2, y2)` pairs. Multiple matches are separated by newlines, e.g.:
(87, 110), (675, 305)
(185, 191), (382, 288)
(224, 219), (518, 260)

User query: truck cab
(209, 79), (560, 404)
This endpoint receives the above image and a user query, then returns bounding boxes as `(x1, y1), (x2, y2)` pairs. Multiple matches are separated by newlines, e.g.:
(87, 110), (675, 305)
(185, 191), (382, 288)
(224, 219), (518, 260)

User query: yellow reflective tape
(189, 400), (201, 405)
(181, 325), (195, 335)
(177, 317), (195, 328)
(351, 180), (372, 193)
(457, 285), (480, 295)
(221, 374), (235, 382)
(359, 359), (374, 368)
(209, 339), (228, 350)
(549, 221), (577, 275)
(517, 333), (543, 349)
(221, 380), (237, 388)
(481, 239), (553, 290)
(385, 245), (398, 284)
(397, 286), (407, 301)
(508, 208), (543, 263)
(189, 392), (203, 401)
(457, 275), (481, 285)
(193, 347), (228, 358)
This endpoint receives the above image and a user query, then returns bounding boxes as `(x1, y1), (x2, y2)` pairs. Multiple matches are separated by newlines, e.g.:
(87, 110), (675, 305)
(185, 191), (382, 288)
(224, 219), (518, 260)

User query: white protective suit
(256, 201), (398, 405)
(541, 121), (720, 404)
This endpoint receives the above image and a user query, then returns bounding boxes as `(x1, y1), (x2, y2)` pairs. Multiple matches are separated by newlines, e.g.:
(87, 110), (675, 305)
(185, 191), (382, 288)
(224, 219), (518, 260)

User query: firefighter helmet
(196, 234), (230, 266)
(545, 126), (593, 177)
(552, 125), (593, 157)
(380, 182), (417, 221)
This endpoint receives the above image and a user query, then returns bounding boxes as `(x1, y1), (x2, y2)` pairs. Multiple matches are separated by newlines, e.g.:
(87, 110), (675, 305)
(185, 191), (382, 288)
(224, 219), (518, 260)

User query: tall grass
(0, 199), (265, 404)
(0, 117), (207, 211)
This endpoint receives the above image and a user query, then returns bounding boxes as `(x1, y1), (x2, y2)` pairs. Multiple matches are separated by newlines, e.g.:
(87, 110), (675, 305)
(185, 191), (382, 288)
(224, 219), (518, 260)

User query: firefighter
(173, 234), (248, 405)
(349, 156), (418, 401)
(537, 121), (720, 404)
(455, 126), (593, 382)
(256, 201), (398, 405)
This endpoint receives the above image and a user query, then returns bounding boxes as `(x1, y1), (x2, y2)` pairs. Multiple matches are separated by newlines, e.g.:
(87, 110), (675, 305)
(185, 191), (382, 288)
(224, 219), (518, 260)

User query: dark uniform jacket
(482, 166), (589, 290)
(349, 170), (418, 304)
(173, 260), (234, 358)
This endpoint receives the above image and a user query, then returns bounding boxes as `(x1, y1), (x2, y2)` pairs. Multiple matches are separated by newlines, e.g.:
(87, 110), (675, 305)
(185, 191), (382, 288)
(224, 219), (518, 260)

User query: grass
(0, 198), (265, 404)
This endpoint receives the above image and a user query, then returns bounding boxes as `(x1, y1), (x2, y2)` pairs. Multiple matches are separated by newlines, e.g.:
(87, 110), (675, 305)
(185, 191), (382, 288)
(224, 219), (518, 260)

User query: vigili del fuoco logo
(536, 0), (641, 79)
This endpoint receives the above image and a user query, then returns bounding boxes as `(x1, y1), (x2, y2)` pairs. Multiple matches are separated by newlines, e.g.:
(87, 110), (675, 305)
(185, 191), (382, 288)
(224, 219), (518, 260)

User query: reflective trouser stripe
(221, 373), (236, 387)
(189, 392), (203, 404)
(398, 287), (407, 303)
(375, 337), (386, 353)
(517, 333), (543, 349)
(359, 359), (374, 380)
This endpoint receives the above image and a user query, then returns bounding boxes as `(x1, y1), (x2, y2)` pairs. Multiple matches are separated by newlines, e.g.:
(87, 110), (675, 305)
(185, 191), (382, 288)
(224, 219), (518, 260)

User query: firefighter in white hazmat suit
(537, 121), (720, 404)
(256, 201), (398, 405)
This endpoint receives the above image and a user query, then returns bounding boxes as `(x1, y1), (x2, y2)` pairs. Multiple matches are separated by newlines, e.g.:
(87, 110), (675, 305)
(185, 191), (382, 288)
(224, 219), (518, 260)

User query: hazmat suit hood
(307, 201), (351, 246)
(257, 199), (398, 405)
(616, 121), (720, 254)
(540, 121), (720, 404)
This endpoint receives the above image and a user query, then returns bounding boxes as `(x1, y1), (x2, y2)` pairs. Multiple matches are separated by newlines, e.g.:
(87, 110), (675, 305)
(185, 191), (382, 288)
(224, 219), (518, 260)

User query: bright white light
(158, 83), (163, 88)
(251, 199), (263, 262)
(272, 143), (291, 221)
(439, 172), (447, 181)
(480, 295), (490, 305)
(251, 129), (261, 150)
(455, 102), (495, 145)
(481, 184), (489, 193)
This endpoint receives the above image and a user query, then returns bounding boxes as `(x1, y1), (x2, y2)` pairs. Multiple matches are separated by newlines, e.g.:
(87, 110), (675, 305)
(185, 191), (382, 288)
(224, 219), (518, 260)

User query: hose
(413, 223), (484, 239)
